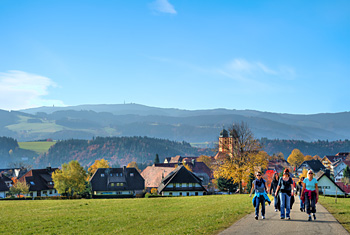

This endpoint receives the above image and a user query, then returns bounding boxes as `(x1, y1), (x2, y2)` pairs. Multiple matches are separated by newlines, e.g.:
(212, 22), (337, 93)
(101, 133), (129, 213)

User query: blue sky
(0, 0), (349, 114)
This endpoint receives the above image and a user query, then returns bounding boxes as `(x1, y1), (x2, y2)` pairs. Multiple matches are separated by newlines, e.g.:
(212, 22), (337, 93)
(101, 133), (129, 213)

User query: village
(1, 128), (349, 199)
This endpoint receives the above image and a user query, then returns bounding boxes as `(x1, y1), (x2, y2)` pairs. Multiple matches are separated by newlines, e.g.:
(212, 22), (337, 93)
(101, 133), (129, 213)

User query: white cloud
(150, 0), (177, 14)
(219, 58), (295, 82)
(0, 70), (65, 111)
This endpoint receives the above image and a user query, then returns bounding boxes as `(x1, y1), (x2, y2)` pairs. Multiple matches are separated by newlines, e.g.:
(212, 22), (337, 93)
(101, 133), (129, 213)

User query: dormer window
(110, 173), (113, 176)
(130, 173), (134, 177)
(101, 173), (105, 177)
(30, 181), (35, 185)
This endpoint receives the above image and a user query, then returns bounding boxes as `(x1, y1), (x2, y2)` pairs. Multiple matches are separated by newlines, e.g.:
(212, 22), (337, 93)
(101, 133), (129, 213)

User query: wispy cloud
(0, 70), (65, 110)
(150, 0), (177, 14)
(218, 58), (295, 82)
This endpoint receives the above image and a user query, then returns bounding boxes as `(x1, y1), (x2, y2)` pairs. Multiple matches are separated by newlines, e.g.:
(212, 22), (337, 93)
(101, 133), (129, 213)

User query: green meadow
(18, 141), (56, 154)
(0, 195), (253, 235)
(319, 197), (350, 233)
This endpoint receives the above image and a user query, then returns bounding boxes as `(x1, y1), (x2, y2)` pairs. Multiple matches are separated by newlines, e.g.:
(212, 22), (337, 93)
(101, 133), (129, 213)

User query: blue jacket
(252, 192), (271, 207)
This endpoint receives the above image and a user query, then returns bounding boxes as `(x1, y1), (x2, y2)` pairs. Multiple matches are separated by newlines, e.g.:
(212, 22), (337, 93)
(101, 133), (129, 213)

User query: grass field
(319, 196), (350, 233)
(0, 195), (254, 235)
(18, 141), (56, 154)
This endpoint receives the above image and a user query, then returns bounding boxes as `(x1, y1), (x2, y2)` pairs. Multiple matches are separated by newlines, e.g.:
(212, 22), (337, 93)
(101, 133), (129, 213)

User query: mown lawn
(319, 196), (350, 233)
(18, 141), (56, 154)
(0, 195), (253, 235)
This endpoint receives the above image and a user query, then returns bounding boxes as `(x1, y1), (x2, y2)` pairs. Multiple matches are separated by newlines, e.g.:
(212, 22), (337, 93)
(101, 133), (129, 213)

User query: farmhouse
(90, 167), (144, 198)
(19, 167), (59, 197)
(0, 177), (9, 198)
(296, 160), (326, 175)
(317, 172), (347, 196)
(158, 165), (207, 196)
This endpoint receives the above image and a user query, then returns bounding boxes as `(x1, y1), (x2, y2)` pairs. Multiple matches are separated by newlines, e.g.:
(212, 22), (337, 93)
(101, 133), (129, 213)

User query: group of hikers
(249, 168), (319, 221)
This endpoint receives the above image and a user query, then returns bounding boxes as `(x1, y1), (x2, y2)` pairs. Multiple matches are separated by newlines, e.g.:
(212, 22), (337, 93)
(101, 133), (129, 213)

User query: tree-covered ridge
(0, 136), (38, 167)
(261, 138), (350, 159)
(35, 136), (214, 168)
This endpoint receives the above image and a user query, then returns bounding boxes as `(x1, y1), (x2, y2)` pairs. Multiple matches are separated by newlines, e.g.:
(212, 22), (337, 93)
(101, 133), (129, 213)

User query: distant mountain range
(1, 104), (349, 142)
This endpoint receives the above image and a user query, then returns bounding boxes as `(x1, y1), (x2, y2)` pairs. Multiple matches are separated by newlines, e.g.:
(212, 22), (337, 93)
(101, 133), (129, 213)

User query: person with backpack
(269, 172), (280, 212)
(250, 171), (270, 220)
(275, 168), (294, 220)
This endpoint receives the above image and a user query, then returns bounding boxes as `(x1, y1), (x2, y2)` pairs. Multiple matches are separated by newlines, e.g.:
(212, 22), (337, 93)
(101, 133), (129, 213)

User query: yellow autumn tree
(52, 160), (87, 198)
(300, 168), (308, 179)
(304, 155), (313, 161)
(213, 122), (268, 193)
(287, 149), (305, 168)
(127, 161), (140, 172)
(197, 155), (213, 169)
(88, 159), (110, 179)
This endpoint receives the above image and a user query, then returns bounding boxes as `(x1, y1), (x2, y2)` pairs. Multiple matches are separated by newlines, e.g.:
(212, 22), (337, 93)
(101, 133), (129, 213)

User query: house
(333, 160), (350, 182)
(158, 165), (207, 196)
(296, 160), (326, 175)
(141, 165), (175, 192)
(18, 167), (59, 197)
(317, 172), (347, 196)
(0, 174), (13, 188)
(322, 155), (347, 170)
(90, 167), (144, 198)
(336, 182), (350, 194)
(0, 177), (9, 198)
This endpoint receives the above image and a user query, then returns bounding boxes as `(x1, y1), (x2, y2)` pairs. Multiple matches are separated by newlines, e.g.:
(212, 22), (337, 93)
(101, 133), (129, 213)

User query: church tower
(218, 128), (233, 154)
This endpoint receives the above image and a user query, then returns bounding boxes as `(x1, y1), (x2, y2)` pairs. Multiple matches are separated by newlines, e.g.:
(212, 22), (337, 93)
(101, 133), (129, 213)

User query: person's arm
(301, 182), (306, 196)
(275, 185), (280, 197)
(315, 183), (319, 199)
(291, 179), (295, 196)
(269, 184), (272, 195)
(249, 182), (255, 197)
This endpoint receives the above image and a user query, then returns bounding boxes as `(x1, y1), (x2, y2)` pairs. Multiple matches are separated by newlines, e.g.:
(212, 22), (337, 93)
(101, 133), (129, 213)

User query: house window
(111, 183), (115, 187)
(169, 192), (172, 196)
(30, 181), (35, 185)
(195, 192), (198, 196)
(43, 191), (47, 195)
(179, 192), (182, 196)
(110, 173), (113, 176)
(30, 192), (33, 197)
(120, 173), (123, 177)
(101, 174), (105, 177)
(130, 173), (134, 177)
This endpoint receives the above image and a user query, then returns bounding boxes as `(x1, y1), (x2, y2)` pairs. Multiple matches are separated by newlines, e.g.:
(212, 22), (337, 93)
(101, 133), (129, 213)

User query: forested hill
(0, 137), (37, 167)
(261, 138), (350, 158)
(35, 136), (214, 168)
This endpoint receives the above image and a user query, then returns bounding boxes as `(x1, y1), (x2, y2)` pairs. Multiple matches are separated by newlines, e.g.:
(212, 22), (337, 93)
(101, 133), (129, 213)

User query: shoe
(308, 216), (312, 221)
(275, 209), (278, 212)
(281, 217), (285, 219)
(313, 214), (316, 220)
(268, 201), (271, 206)
(262, 216), (265, 219)
(287, 217), (290, 220)
(255, 215), (258, 220)
(300, 208), (303, 212)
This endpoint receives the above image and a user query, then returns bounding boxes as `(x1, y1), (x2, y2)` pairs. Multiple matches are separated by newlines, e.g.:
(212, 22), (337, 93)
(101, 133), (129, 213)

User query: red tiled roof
(141, 165), (175, 188)
(336, 182), (350, 194)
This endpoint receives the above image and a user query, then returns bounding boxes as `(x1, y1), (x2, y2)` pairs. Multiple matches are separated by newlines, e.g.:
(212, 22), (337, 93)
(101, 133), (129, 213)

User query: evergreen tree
(154, 154), (160, 164)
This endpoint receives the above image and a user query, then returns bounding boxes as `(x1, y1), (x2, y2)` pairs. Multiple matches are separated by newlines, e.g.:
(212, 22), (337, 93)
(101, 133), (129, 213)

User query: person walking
(250, 172), (269, 220)
(275, 169), (294, 220)
(296, 177), (305, 212)
(301, 170), (319, 221)
(269, 172), (279, 212)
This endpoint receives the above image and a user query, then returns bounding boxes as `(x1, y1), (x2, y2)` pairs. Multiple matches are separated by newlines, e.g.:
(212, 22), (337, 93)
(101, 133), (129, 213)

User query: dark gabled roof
(297, 160), (325, 172)
(18, 168), (58, 191)
(220, 128), (229, 138)
(158, 166), (207, 193)
(0, 174), (12, 182)
(0, 178), (9, 192)
(155, 162), (213, 179)
(90, 167), (144, 191)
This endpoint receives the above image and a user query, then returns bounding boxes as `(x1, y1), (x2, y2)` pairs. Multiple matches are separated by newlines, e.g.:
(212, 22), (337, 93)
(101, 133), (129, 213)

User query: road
(219, 196), (349, 235)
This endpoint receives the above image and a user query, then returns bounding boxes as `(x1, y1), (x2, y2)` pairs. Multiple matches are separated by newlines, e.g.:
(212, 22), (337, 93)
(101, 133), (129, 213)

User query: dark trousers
(274, 195), (278, 209)
(304, 192), (316, 214)
(255, 195), (265, 216)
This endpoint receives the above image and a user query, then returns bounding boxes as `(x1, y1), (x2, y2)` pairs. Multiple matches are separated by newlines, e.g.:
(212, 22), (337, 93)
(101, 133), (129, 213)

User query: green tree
(342, 166), (350, 186)
(10, 181), (29, 198)
(217, 177), (238, 193)
(246, 173), (255, 193)
(154, 154), (160, 164)
(287, 149), (305, 168)
(52, 160), (87, 198)
(214, 122), (268, 193)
